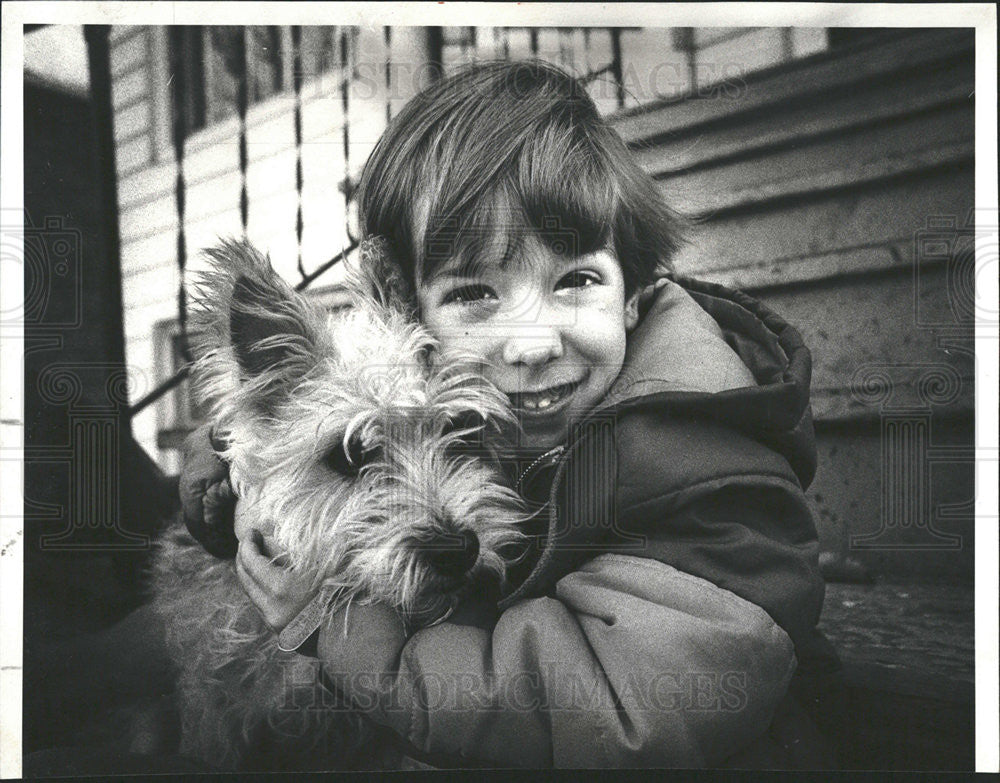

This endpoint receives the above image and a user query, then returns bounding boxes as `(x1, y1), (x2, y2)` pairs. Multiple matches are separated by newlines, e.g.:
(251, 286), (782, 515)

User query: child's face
(417, 232), (640, 451)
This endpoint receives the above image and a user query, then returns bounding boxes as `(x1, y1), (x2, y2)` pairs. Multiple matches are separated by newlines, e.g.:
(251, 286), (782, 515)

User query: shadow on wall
(23, 75), (180, 754)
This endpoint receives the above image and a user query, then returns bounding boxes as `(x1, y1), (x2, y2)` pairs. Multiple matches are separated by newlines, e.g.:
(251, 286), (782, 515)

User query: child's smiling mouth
(508, 379), (582, 414)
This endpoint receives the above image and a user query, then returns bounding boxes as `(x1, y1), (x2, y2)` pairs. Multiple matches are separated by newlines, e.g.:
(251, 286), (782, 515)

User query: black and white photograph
(2, 2), (997, 777)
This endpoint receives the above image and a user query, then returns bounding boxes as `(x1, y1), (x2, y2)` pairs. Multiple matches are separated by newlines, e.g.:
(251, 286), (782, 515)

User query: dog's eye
(325, 432), (375, 477)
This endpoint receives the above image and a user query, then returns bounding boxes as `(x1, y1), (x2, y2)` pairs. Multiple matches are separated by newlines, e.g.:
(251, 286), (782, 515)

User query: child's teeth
(519, 384), (570, 411)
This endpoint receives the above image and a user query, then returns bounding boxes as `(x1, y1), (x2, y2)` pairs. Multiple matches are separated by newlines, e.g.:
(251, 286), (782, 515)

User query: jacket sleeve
(317, 553), (796, 768)
(629, 478), (835, 678)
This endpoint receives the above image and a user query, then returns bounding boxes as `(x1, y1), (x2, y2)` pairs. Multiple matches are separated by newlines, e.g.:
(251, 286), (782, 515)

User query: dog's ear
(190, 239), (325, 411)
(228, 274), (314, 379)
(345, 236), (416, 317)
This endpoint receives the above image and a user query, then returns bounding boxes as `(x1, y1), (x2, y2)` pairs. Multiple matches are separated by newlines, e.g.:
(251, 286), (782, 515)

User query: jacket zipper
(515, 444), (566, 491)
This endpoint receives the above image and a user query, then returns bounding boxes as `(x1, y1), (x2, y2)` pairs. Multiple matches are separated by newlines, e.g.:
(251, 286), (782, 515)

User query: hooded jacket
(316, 275), (842, 768)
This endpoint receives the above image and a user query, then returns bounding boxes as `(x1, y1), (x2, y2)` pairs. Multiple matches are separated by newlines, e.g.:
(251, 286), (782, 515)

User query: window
(167, 25), (288, 138)
(153, 319), (208, 453)
(168, 26), (207, 135)
(248, 26), (284, 102)
(205, 26), (242, 124)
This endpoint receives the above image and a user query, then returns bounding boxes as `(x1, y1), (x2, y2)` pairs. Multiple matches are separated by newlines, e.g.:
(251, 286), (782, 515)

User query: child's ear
(624, 290), (641, 331)
(345, 236), (416, 317)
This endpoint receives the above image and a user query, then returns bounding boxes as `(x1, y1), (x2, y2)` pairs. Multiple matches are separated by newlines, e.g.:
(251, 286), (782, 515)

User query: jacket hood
(500, 275), (819, 610)
(605, 274), (817, 487)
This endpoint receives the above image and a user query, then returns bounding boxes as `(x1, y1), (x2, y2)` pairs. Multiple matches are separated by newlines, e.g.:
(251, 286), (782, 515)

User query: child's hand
(179, 424), (238, 559)
(234, 501), (316, 633)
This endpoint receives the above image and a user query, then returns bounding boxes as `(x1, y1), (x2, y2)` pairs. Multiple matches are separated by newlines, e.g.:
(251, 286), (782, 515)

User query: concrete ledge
(817, 581), (974, 770)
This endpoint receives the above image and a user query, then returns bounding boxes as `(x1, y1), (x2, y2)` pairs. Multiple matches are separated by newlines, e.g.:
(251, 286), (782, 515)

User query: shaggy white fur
(149, 238), (527, 771)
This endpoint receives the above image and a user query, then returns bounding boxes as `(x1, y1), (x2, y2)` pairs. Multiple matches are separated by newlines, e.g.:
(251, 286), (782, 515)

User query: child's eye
(556, 271), (600, 290)
(442, 284), (498, 305)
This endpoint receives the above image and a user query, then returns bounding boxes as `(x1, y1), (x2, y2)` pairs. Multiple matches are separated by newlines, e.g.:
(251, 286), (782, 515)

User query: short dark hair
(357, 60), (685, 297)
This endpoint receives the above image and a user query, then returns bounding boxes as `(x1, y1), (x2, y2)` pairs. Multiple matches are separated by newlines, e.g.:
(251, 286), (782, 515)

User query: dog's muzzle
(426, 529), (480, 581)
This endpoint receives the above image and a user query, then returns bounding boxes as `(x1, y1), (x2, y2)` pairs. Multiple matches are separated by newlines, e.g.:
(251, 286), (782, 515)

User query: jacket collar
(596, 274), (817, 483)
(498, 274), (818, 609)
(601, 276), (759, 407)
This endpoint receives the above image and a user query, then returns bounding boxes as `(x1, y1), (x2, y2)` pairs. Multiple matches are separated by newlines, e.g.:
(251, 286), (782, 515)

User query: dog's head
(188, 239), (526, 625)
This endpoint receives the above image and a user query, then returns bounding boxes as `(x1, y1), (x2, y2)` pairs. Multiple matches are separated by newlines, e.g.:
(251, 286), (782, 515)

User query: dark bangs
(358, 60), (685, 295)
(422, 133), (617, 283)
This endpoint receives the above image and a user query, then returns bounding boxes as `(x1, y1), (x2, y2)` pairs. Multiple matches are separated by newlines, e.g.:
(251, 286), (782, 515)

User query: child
(182, 60), (841, 768)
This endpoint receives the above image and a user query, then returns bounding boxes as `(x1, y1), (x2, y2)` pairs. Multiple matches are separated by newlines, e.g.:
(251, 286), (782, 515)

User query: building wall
(108, 26), (977, 581)
(617, 29), (975, 581)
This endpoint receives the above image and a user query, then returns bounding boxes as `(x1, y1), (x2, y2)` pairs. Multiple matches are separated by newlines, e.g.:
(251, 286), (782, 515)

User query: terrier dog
(149, 238), (527, 771)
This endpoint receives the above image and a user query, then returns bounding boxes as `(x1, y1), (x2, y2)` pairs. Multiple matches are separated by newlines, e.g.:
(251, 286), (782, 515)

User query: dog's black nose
(427, 529), (480, 579)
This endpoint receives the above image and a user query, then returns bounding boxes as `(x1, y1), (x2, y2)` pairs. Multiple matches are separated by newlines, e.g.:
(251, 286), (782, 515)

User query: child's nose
(502, 330), (564, 366)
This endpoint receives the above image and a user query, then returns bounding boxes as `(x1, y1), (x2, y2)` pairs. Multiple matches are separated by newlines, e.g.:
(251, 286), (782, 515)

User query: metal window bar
(609, 28), (625, 109)
(427, 26), (444, 77)
(167, 27), (192, 365)
(339, 26), (356, 240)
(557, 28), (572, 69)
(781, 27), (795, 61)
(384, 26), (393, 124)
(674, 28), (697, 91)
(236, 28), (249, 229)
(462, 27), (476, 60)
(292, 25), (305, 276)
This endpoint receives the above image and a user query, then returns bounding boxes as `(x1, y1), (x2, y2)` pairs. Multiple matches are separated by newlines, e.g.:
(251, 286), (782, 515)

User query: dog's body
(149, 239), (526, 770)
(151, 525), (363, 770)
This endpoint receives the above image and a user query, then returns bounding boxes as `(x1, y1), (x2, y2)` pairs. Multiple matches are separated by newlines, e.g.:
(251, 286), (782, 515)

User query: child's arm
(223, 533), (793, 769)
(312, 553), (795, 768)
